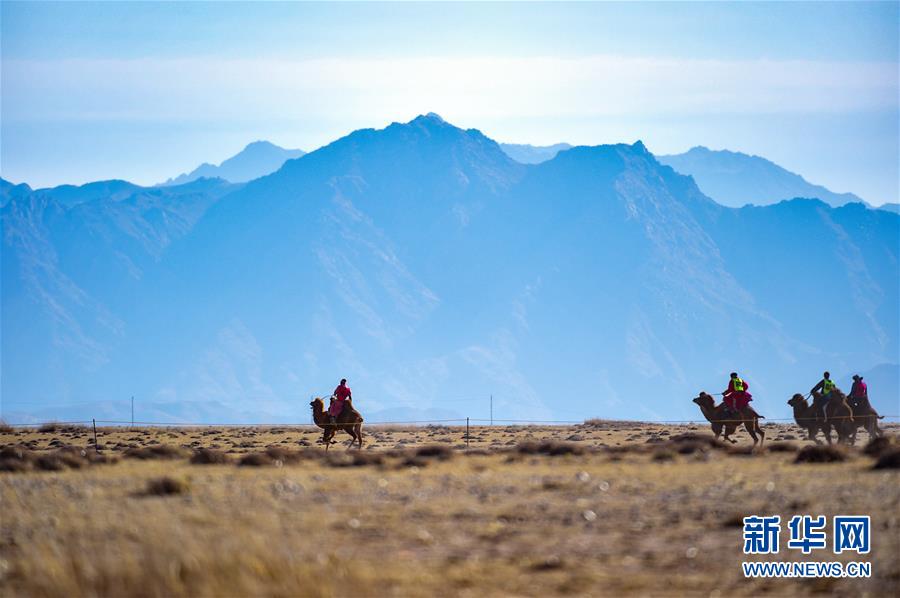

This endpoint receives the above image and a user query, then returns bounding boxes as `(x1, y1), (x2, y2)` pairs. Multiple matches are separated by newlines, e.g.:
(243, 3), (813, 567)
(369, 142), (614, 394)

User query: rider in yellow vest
(810, 371), (836, 421)
(723, 372), (752, 413)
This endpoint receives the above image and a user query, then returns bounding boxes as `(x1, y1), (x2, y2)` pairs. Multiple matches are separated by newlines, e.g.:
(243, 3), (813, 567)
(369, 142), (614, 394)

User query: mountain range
(501, 143), (874, 209)
(2, 114), (897, 424)
(161, 140), (305, 186)
(657, 146), (867, 208)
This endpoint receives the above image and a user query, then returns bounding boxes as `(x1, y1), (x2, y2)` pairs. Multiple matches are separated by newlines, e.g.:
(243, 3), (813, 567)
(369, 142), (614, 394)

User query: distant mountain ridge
(2, 114), (897, 424)
(500, 142), (572, 164)
(161, 140), (305, 186)
(0, 179), (33, 207)
(657, 146), (867, 208)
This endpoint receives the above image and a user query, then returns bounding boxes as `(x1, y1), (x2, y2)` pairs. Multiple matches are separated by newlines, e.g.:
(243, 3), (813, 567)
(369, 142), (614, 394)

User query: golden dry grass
(1, 421), (898, 597)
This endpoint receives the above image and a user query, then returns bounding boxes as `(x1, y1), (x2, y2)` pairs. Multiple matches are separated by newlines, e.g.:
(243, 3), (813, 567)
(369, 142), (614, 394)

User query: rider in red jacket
(329, 378), (352, 423)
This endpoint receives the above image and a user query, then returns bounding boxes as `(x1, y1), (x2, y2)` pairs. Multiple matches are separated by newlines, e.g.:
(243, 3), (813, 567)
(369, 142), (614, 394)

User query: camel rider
(723, 372), (752, 415)
(848, 374), (868, 410)
(329, 378), (352, 425)
(810, 371), (835, 421)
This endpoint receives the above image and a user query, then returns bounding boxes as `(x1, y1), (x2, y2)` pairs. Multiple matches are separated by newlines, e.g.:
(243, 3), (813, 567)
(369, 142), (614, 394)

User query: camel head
(692, 392), (715, 410)
(788, 393), (808, 408)
(310, 397), (325, 410)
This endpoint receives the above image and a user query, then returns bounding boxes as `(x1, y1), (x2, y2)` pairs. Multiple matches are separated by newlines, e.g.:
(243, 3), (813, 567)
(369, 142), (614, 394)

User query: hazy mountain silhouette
(658, 146), (866, 208)
(500, 142), (572, 164)
(1, 177), (239, 411)
(2, 115), (897, 424)
(162, 140), (305, 185)
(1, 179), (34, 206)
(880, 203), (900, 214)
(19, 179), (144, 207)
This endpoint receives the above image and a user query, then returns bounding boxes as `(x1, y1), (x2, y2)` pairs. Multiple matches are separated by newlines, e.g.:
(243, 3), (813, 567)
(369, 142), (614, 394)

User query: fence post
(131, 396), (134, 429)
(490, 395), (493, 426)
(466, 417), (470, 448)
(92, 418), (99, 453)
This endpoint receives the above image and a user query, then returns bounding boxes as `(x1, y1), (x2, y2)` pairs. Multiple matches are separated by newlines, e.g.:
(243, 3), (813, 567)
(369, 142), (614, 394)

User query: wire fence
(3, 415), (898, 428)
(5, 388), (898, 429)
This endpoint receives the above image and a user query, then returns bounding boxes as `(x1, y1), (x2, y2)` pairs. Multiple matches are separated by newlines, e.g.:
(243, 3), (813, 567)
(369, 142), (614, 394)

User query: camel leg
(725, 424), (738, 444)
(755, 420), (764, 447)
(833, 424), (845, 445)
(342, 426), (354, 450)
(840, 426), (852, 446)
(356, 424), (364, 449)
(744, 421), (758, 447)
(822, 425), (833, 445)
(866, 417), (879, 440)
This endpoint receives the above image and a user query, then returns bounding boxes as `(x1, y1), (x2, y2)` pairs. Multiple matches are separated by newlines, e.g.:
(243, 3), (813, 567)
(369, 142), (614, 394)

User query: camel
(692, 392), (765, 447)
(787, 394), (825, 443)
(810, 389), (855, 445)
(309, 397), (364, 450)
(847, 395), (884, 444)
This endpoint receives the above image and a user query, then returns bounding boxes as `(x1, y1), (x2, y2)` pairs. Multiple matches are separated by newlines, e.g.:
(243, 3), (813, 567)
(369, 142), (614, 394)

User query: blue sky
(2, 1), (898, 204)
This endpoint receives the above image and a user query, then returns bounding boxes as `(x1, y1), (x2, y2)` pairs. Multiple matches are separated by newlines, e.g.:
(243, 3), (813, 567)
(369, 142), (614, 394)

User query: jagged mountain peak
(541, 140), (657, 170)
(242, 140), (281, 151)
(413, 112), (447, 125)
(270, 112), (523, 194)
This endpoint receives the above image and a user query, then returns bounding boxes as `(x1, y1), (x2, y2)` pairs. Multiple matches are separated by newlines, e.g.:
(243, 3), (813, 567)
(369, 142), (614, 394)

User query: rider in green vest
(810, 371), (836, 421)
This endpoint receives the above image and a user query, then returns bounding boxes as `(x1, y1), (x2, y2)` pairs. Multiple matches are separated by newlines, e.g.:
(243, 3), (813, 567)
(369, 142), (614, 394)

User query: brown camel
(810, 389), (855, 445)
(847, 395), (884, 444)
(692, 392), (765, 447)
(787, 394), (825, 443)
(310, 397), (364, 450)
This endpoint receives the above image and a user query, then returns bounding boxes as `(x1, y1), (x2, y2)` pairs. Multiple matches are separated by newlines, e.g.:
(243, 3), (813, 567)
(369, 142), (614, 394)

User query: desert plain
(1, 419), (898, 597)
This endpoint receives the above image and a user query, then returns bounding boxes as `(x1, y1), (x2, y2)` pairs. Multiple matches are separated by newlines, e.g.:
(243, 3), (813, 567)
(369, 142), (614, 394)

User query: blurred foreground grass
(1, 423), (898, 597)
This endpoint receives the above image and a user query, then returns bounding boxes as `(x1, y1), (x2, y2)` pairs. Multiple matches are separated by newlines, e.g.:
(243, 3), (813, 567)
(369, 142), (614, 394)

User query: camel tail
(878, 415), (885, 419)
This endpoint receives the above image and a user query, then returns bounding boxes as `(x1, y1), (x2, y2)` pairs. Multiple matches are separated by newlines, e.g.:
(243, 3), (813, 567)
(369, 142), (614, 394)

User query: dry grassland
(1, 421), (898, 597)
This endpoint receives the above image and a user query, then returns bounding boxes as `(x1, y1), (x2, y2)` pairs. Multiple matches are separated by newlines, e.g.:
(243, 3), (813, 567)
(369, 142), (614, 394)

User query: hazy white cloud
(4, 56), (896, 126)
(378, 357), (451, 408)
(511, 277), (543, 332)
